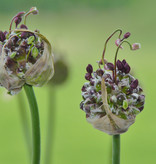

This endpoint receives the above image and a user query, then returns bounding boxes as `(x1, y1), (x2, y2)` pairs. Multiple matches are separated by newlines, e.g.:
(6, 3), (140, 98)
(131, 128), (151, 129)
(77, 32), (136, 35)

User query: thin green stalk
(44, 85), (56, 164)
(17, 92), (31, 160)
(24, 84), (41, 164)
(112, 135), (120, 164)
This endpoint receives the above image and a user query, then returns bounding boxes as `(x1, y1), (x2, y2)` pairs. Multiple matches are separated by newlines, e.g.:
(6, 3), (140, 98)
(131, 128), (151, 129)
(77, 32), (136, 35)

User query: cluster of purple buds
(80, 30), (145, 134)
(81, 62), (144, 120)
(0, 7), (54, 94)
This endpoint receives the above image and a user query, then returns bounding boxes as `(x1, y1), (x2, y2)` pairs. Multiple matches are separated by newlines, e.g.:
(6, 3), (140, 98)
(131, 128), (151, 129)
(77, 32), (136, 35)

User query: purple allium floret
(117, 59), (131, 74)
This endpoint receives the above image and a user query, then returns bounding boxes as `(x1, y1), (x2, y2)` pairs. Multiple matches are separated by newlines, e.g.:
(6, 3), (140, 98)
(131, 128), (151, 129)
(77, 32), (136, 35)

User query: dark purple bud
(130, 79), (139, 89)
(122, 59), (127, 65)
(90, 80), (94, 86)
(139, 106), (144, 112)
(126, 88), (132, 95)
(21, 32), (28, 38)
(16, 11), (25, 18)
(116, 60), (124, 70)
(6, 57), (17, 70)
(80, 102), (84, 110)
(107, 62), (114, 71)
(85, 106), (91, 113)
(0, 31), (6, 42)
(85, 73), (92, 81)
(90, 89), (95, 95)
(139, 87), (143, 92)
(86, 64), (93, 73)
(86, 114), (90, 118)
(12, 36), (18, 44)
(138, 95), (145, 102)
(20, 24), (28, 29)
(124, 32), (131, 39)
(3, 31), (8, 36)
(81, 86), (86, 92)
(124, 63), (131, 74)
(14, 17), (22, 27)
(96, 69), (104, 76)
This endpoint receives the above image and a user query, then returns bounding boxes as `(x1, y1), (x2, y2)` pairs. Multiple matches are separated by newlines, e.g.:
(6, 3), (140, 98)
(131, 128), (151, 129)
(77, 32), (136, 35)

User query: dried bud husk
(0, 29), (54, 94)
(87, 78), (135, 135)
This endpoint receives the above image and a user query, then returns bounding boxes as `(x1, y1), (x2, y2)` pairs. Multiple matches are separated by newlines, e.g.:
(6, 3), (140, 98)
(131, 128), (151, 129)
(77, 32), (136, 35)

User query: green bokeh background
(0, 0), (155, 164)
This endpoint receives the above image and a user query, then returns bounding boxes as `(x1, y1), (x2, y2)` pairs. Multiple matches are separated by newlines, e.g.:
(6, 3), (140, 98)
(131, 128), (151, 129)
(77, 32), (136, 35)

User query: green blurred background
(0, 0), (155, 164)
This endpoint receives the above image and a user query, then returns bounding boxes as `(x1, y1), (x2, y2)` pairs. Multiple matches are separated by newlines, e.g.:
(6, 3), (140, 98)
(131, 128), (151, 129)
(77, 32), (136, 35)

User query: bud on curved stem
(24, 7), (39, 25)
(9, 11), (25, 33)
(114, 40), (132, 83)
(101, 29), (122, 65)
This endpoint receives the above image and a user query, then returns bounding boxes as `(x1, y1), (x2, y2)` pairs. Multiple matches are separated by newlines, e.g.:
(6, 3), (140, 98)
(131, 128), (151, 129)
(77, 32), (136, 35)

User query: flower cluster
(0, 7), (54, 94)
(80, 30), (145, 134)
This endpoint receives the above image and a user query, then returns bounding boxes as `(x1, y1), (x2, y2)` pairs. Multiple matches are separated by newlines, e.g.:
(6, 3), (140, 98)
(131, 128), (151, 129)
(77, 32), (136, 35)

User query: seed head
(80, 30), (145, 135)
(0, 7), (54, 95)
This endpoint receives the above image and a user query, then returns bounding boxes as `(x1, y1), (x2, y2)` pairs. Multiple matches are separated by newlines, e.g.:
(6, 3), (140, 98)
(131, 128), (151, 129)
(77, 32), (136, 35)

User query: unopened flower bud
(115, 39), (123, 49)
(86, 64), (93, 73)
(20, 24), (28, 29)
(123, 32), (131, 39)
(16, 11), (25, 18)
(14, 17), (22, 27)
(30, 7), (39, 15)
(130, 79), (138, 89)
(85, 73), (92, 81)
(0, 31), (6, 42)
(132, 43), (141, 50)
(124, 63), (131, 74)
(116, 60), (124, 70)
(106, 62), (114, 71)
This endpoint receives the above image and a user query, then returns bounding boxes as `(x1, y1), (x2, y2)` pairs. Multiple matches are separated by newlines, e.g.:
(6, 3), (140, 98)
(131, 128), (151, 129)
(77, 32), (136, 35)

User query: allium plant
(0, 7), (54, 164)
(80, 29), (145, 164)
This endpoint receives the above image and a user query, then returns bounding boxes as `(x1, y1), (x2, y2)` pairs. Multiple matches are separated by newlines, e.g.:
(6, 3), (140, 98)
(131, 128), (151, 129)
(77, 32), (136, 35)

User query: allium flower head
(0, 7), (54, 95)
(80, 29), (145, 135)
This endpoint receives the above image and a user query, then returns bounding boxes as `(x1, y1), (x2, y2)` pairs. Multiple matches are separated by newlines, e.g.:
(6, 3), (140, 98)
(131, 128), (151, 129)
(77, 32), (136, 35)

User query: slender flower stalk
(101, 29), (122, 64)
(112, 135), (120, 164)
(24, 84), (41, 164)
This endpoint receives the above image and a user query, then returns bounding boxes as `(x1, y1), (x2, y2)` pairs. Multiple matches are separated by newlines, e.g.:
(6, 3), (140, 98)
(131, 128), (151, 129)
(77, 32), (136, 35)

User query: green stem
(112, 135), (120, 164)
(24, 84), (41, 164)
(44, 85), (56, 164)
